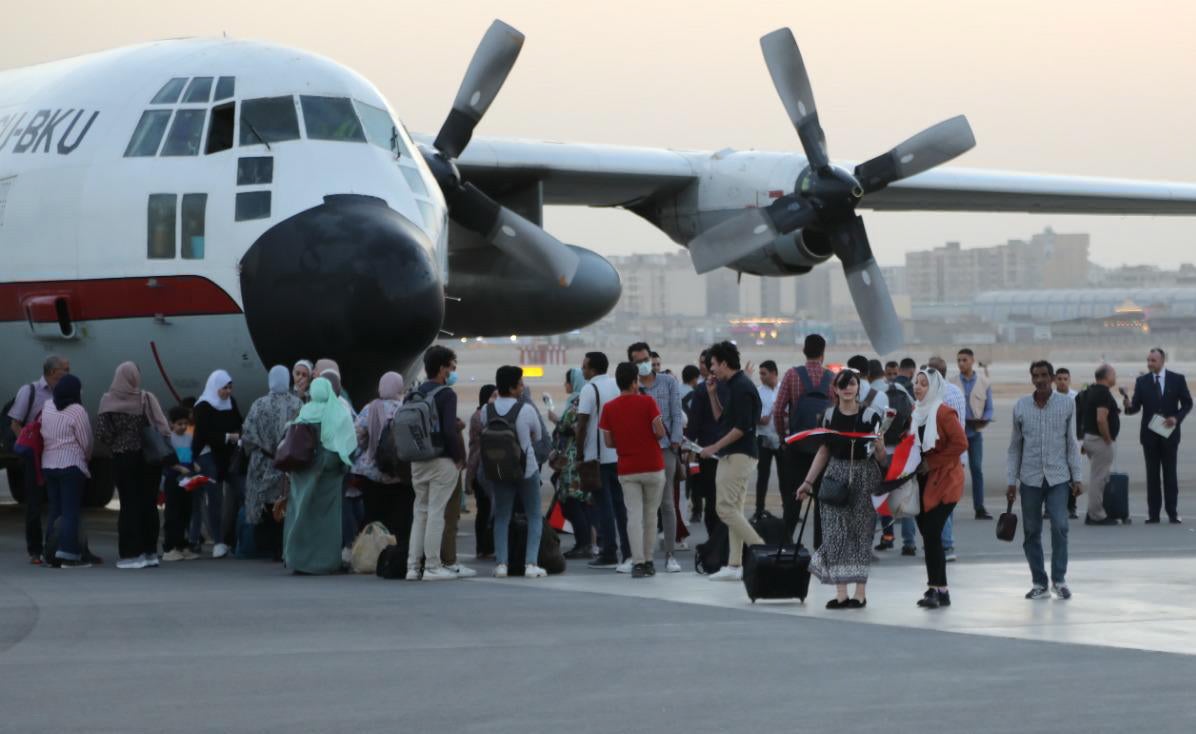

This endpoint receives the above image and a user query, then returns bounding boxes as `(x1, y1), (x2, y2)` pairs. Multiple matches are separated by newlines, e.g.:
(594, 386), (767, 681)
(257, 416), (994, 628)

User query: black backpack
(884, 382), (915, 446)
(375, 545), (407, 579)
(481, 401), (526, 482)
(375, 420), (403, 476)
(788, 367), (834, 453)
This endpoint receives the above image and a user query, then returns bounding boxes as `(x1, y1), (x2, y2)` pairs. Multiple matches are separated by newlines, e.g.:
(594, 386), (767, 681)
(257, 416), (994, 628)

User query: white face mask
(637, 361), (653, 377)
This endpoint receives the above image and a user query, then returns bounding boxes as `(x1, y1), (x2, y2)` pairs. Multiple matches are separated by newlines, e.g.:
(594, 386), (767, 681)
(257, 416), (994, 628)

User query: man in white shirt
(576, 351), (630, 568)
(487, 366), (547, 578)
(846, 355), (889, 415)
(754, 360), (782, 517)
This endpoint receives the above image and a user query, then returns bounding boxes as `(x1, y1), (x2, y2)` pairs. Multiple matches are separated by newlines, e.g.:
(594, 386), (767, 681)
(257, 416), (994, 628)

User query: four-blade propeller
(422, 20), (580, 287)
(688, 27), (976, 354)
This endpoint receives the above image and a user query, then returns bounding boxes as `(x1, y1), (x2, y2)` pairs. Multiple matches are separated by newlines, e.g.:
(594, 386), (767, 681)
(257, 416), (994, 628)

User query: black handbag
(274, 423), (320, 472)
(996, 498), (1019, 542)
(140, 393), (175, 465)
(817, 441), (855, 507)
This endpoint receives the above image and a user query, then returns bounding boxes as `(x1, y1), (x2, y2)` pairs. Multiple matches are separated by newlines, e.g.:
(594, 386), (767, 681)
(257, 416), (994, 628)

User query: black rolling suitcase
(742, 499), (812, 602)
(1104, 472), (1131, 523)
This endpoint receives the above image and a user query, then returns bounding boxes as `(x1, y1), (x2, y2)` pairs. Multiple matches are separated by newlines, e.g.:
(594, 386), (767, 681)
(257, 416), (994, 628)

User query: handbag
(140, 395), (176, 465)
(578, 384), (603, 494)
(888, 477), (920, 518)
(273, 422), (320, 472)
(816, 440), (855, 507)
(996, 498), (1019, 542)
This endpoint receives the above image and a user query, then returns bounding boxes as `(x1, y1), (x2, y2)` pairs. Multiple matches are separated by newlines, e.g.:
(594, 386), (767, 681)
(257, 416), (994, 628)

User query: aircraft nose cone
(239, 195), (444, 401)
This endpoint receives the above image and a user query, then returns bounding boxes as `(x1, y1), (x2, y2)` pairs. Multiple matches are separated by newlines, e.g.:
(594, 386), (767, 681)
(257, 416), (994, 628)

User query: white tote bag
(888, 477), (921, 519)
(350, 521), (396, 574)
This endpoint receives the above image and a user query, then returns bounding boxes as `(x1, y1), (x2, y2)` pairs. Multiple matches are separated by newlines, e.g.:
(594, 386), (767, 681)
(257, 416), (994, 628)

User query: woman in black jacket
(190, 369), (243, 558)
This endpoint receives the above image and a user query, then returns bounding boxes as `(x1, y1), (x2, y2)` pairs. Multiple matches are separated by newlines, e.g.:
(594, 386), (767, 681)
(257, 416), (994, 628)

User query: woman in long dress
(798, 369), (885, 609)
(282, 377), (357, 574)
(241, 366), (302, 559)
(549, 368), (593, 558)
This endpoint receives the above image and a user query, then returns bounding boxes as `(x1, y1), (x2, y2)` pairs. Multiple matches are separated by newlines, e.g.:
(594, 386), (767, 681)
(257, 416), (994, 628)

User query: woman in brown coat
(911, 367), (969, 609)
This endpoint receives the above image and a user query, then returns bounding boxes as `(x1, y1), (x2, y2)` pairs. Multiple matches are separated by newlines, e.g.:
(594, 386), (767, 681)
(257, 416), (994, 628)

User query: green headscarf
(294, 377), (357, 466)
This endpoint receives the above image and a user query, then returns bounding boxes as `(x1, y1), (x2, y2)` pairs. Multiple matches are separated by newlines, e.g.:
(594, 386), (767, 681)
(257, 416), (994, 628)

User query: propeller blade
(760, 28), (828, 169)
(688, 195), (814, 274)
(433, 20), (525, 159)
(854, 115), (976, 194)
(448, 183), (579, 287)
(832, 217), (904, 355)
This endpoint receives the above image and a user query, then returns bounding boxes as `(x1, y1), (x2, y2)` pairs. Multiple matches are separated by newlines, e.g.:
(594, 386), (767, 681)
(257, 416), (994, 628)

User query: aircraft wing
(859, 166), (1196, 215)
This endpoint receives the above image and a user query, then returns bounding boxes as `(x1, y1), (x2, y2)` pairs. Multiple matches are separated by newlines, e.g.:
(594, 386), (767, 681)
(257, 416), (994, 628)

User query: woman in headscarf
(40, 375), (94, 568)
(798, 370), (885, 609)
(314, 358), (354, 416)
(551, 368), (595, 559)
(96, 362), (171, 569)
(282, 376), (356, 574)
(466, 384), (498, 560)
(190, 369), (243, 558)
(292, 360), (314, 403)
(910, 367), (968, 609)
(241, 366), (303, 560)
(352, 372), (411, 542)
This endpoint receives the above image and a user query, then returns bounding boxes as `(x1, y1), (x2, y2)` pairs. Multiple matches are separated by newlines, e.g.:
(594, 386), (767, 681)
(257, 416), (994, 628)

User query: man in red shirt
(600, 362), (667, 578)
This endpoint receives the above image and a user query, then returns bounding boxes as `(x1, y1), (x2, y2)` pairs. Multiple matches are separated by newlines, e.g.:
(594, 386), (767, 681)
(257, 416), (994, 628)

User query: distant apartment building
(905, 228), (1089, 304)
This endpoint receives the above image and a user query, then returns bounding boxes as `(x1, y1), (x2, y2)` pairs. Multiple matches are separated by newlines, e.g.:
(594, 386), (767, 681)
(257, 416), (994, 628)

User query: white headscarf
(196, 369), (234, 411)
(911, 368), (945, 451)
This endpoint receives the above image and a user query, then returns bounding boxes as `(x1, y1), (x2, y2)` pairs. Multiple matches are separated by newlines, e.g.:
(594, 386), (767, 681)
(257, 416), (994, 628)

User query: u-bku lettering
(0, 108), (100, 156)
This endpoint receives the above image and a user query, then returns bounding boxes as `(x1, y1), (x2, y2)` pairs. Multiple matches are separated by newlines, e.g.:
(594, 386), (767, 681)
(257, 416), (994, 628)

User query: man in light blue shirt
(953, 348), (995, 519)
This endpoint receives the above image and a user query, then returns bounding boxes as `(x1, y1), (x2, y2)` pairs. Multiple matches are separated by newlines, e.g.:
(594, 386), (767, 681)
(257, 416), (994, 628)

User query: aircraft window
(181, 193), (207, 259)
(205, 102), (235, 154)
(237, 157), (273, 185)
(147, 194), (177, 259)
(160, 109), (207, 156)
(235, 191), (271, 221)
(400, 165), (429, 197)
(214, 76), (235, 101)
(416, 200), (437, 232)
(354, 100), (399, 153)
(124, 110), (173, 157)
(240, 96), (300, 146)
(151, 78), (187, 104)
(183, 77), (213, 104)
(300, 96), (365, 142)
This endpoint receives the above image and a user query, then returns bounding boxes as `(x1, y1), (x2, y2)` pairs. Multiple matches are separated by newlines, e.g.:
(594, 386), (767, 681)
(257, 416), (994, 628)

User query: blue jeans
(492, 471), (543, 566)
(44, 467), (85, 560)
(190, 454), (224, 546)
(966, 430), (986, 511)
(902, 511), (954, 550)
(1020, 480), (1070, 587)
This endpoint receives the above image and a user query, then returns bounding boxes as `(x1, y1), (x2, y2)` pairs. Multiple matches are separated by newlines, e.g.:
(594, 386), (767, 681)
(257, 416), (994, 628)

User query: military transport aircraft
(3, 20), (1196, 502)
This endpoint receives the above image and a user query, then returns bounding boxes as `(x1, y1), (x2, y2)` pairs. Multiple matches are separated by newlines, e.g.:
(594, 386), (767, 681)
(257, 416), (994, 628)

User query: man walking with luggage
(952, 348), (993, 519)
(1081, 365), (1122, 526)
(699, 341), (764, 581)
(1123, 348), (1192, 524)
(1007, 361), (1083, 600)
(773, 334), (835, 542)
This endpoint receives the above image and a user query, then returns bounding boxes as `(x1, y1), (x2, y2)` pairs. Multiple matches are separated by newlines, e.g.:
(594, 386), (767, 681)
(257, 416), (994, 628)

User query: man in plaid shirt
(772, 334), (835, 541)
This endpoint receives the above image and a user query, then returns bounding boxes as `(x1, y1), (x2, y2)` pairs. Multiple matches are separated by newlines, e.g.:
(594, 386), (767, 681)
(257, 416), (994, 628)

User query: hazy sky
(5, 0), (1195, 268)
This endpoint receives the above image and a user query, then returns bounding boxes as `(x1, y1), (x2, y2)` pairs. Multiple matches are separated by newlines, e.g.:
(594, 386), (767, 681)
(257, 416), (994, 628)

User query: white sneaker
(161, 549), (186, 563)
(212, 543), (230, 559)
(181, 549), (200, 561)
(945, 550), (958, 563)
(523, 565), (547, 578)
(708, 566), (742, 582)
(675, 540), (689, 551)
(447, 564), (477, 578)
(665, 556), (682, 573)
(616, 560), (634, 574)
(341, 547), (352, 564)
(142, 553), (160, 568)
(494, 563), (508, 578)
(423, 566), (458, 581)
(116, 557), (149, 570)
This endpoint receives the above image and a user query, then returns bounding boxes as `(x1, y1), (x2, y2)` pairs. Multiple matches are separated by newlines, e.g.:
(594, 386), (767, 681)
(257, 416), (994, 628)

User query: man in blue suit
(1124, 348), (1193, 523)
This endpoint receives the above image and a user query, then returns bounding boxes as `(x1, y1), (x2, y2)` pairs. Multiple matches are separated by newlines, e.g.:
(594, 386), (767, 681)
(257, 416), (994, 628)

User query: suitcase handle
(790, 496), (815, 558)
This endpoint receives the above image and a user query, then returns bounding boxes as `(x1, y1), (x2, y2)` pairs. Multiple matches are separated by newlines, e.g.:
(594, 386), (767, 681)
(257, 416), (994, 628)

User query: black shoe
(564, 544), (592, 560)
(1068, 510), (1079, 520)
(975, 509), (993, 520)
(1145, 518), (1161, 524)
(588, 555), (619, 569)
(1170, 516), (1183, 524)
(645, 561), (657, 577)
(826, 598), (849, 610)
(846, 598), (867, 609)
(688, 512), (701, 524)
(874, 537), (894, 551)
(59, 558), (93, 569)
(937, 590), (952, 607)
(917, 589), (940, 609)
(1085, 516), (1119, 526)
(901, 546), (917, 557)
(631, 562), (648, 578)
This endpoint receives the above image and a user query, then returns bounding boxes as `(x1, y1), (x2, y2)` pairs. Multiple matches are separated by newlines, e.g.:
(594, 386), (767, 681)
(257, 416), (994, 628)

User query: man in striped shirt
(1007, 360), (1083, 601)
(772, 334), (835, 541)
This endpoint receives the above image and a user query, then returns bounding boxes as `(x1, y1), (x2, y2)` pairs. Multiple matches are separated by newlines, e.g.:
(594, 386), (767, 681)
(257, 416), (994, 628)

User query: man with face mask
(628, 342), (685, 571)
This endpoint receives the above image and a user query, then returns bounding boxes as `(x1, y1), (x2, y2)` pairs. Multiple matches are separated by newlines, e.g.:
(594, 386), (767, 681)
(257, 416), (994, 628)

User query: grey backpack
(393, 385), (447, 462)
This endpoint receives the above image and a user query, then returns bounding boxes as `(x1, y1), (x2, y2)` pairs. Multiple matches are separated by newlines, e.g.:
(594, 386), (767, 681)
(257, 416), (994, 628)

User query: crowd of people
(5, 337), (1190, 608)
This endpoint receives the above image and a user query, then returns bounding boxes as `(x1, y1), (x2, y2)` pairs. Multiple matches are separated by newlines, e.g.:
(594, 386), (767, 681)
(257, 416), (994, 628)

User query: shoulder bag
(140, 395), (176, 465)
(274, 422), (321, 472)
(577, 383), (603, 494)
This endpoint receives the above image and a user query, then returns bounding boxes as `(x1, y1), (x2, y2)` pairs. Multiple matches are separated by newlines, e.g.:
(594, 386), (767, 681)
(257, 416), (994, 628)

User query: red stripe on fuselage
(0, 276), (242, 323)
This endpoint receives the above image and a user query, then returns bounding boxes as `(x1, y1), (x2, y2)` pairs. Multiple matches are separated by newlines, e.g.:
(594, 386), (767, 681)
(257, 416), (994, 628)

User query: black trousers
(780, 445), (821, 546)
(693, 457), (720, 536)
(361, 479), (415, 558)
(23, 454), (44, 556)
(162, 469), (193, 552)
(472, 475), (494, 556)
(1142, 434), (1180, 520)
(754, 439), (782, 515)
(114, 452), (161, 559)
(916, 475), (956, 587)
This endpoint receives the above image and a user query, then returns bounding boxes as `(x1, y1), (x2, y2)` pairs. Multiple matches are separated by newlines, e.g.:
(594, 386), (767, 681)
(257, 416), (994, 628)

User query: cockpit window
(300, 96), (365, 142)
(240, 96), (300, 147)
(160, 109), (207, 156)
(182, 77), (213, 104)
(214, 76), (235, 102)
(353, 100), (400, 154)
(151, 78), (187, 104)
(124, 110), (173, 157)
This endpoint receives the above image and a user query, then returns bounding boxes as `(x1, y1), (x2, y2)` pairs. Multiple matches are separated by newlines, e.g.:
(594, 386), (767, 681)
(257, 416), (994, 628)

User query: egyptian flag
(784, 427), (880, 445)
(873, 433), (921, 514)
(548, 498), (573, 535)
(179, 474), (214, 493)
